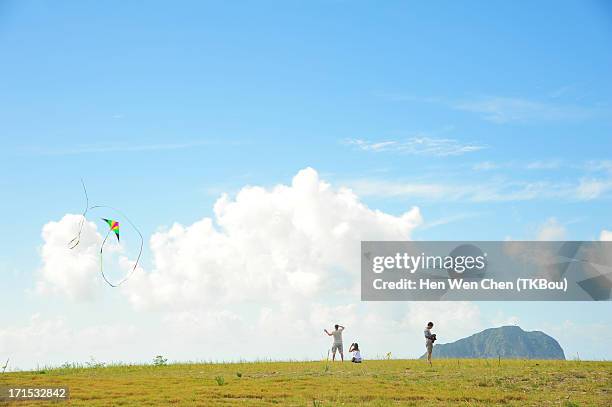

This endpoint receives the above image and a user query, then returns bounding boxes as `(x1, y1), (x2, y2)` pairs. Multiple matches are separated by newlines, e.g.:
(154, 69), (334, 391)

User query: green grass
(1, 359), (610, 406)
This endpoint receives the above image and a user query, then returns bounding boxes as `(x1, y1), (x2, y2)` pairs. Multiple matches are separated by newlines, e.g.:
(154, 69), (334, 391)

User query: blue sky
(0, 1), (611, 368)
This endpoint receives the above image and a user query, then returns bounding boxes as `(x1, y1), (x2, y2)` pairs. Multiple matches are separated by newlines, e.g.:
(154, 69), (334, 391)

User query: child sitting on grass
(348, 343), (362, 363)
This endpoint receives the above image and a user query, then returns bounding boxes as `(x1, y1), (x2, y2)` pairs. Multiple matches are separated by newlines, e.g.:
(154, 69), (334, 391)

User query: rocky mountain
(421, 325), (565, 360)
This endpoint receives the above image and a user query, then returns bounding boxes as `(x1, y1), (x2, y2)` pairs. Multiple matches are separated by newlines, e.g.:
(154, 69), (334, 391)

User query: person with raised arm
(324, 324), (345, 361)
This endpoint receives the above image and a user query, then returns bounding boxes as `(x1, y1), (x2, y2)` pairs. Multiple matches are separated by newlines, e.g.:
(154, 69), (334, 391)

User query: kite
(68, 179), (143, 287)
(102, 218), (120, 242)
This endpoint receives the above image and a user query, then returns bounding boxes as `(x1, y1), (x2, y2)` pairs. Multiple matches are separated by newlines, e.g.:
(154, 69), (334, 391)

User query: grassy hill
(1, 359), (610, 406)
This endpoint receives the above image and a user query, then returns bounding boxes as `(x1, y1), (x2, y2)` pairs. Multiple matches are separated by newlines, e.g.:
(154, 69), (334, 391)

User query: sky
(0, 0), (611, 370)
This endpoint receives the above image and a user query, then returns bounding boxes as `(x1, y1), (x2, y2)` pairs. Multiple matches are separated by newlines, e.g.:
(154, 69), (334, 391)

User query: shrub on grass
(153, 355), (168, 366)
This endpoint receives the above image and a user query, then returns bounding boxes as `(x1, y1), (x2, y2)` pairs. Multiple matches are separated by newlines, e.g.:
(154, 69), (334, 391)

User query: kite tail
(68, 178), (89, 250)
(99, 228), (117, 287)
(94, 204), (143, 287)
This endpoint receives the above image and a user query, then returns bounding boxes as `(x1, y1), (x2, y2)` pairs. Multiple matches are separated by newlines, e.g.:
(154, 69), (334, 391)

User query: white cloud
(29, 168), (467, 367)
(536, 218), (567, 241)
(472, 160), (565, 171)
(115, 168), (422, 311)
(36, 215), (103, 301)
(346, 137), (486, 156)
(23, 168), (432, 367)
(348, 176), (612, 203)
(600, 230), (612, 241)
(575, 178), (612, 200)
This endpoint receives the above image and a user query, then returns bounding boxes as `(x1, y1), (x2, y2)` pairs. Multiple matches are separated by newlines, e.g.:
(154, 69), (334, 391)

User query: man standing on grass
(424, 321), (435, 366)
(324, 324), (345, 361)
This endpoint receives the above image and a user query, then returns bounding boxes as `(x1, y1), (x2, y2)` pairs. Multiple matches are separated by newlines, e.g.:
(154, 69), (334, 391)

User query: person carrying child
(424, 321), (436, 366)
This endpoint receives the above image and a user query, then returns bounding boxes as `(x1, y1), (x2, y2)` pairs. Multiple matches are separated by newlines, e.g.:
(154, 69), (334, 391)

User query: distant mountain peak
(421, 325), (565, 360)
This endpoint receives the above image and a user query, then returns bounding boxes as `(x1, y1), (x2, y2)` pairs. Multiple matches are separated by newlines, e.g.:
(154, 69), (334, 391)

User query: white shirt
(424, 328), (433, 345)
(353, 350), (362, 361)
(332, 327), (344, 344)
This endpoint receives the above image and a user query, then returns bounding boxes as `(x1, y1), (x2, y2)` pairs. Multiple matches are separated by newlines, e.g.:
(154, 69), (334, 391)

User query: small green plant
(153, 355), (168, 366)
(86, 357), (105, 369)
(214, 375), (225, 386)
(236, 372), (242, 378)
(385, 352), (392, 360)
(312, 399), (323, 407)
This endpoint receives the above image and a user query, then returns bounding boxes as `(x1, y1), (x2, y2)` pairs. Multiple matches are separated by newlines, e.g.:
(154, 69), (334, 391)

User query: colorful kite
(69, 179), (143, 287)
(103, 218), (120, 241)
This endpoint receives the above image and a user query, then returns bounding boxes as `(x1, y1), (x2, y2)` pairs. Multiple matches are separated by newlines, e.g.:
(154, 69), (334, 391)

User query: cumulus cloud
(31, 168), (427, 363)
(536, 218), (567, 241)
(124, 167), (422, 310)
(36, 214), (103, 301)
(600, 230), (612, 241)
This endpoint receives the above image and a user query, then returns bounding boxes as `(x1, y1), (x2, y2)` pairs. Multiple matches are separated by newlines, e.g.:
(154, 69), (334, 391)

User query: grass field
(1, 359), (610, 406)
